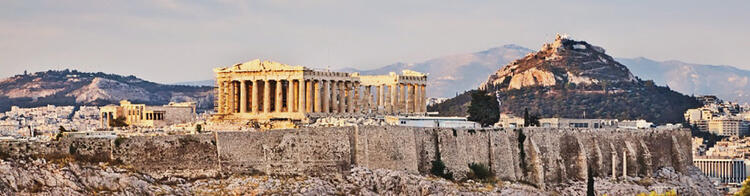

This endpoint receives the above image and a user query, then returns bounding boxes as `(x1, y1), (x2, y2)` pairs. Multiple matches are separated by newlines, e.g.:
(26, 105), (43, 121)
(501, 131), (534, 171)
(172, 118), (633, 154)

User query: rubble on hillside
(0, 158), (718, 195)
(307, 117), (387, 127)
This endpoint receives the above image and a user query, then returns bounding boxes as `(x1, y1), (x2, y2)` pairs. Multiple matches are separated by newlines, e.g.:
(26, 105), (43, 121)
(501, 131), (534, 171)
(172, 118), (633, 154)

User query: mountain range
(0, 70), (214, 112)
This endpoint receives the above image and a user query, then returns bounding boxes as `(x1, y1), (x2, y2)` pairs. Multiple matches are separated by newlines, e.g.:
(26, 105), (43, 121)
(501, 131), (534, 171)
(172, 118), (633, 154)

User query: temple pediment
(215, 59), (307, 73)
(401, 70), (428, 77)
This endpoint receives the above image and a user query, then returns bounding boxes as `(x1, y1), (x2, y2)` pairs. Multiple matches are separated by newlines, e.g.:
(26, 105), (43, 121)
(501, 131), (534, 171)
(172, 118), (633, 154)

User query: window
(570, 123), (589, 128)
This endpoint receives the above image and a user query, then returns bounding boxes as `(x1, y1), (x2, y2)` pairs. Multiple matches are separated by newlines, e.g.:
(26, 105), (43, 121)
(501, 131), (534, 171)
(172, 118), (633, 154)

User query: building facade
(694, 158), (749, 184)
(385, 116), (480, 128)
(100, 100), (196, 128)
(211, 59), (428, 123)
(538, 118), (618, 129)
(708, 119), (749, 137)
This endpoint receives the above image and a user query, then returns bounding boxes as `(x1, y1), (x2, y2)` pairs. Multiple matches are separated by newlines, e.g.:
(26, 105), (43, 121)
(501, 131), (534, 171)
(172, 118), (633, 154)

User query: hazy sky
(1, 0), (748, 84)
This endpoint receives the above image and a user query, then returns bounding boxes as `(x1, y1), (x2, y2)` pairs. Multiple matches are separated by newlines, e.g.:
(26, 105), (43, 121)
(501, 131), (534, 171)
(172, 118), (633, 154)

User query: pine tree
(467, 90), (500, 127)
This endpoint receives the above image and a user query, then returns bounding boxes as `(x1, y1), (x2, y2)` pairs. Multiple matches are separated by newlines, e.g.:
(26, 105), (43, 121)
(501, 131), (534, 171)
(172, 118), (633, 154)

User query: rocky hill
(0, 70), (214, 112)
(480, 34), (636, 90)
(429, 35), (702, 123)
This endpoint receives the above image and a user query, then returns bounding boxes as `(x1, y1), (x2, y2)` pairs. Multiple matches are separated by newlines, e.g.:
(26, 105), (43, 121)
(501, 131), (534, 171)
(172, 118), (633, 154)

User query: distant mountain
(0, 70), (215, 112)
(618, 57), (750, 103)
(343, 44), (750, 104)
(172, 80), (215, 87)
(429, 35), (701, 123)
(342, 44), (533, 98)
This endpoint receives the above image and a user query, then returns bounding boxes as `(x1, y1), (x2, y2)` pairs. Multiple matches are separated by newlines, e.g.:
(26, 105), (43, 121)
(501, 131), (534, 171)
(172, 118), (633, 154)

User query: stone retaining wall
(0, 126), (692, 187)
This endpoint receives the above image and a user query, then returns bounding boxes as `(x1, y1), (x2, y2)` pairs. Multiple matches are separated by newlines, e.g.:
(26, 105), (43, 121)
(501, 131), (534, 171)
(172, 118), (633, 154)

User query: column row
(217, 79), (365, 114)
(358, 83), (427, 114)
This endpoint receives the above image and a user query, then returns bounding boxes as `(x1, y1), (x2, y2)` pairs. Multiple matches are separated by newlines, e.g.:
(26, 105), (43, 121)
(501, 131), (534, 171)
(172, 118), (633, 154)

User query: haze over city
(1, 0), (748, 84)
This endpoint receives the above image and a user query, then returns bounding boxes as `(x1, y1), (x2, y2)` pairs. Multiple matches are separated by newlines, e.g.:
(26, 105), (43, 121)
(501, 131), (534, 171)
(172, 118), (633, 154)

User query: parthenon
(210, 59), (428, 123)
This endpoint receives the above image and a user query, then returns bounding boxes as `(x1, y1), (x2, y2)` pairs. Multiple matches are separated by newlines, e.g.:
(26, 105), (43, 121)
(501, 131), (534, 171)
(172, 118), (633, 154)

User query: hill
(0, 69), (215, 112)
(429, 35), (702, 124)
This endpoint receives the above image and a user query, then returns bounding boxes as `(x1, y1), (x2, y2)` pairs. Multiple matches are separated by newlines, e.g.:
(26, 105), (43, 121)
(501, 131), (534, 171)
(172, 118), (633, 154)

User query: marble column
(225, 81), (230, 113)
(422, 84), (427, 113)
(333, 81), (340, 113)
(275, 80), (283, 113)
(298, 79), (305, 113)
(229, 81), (236, 113)
(251, 80), (259, 113)
(339, 81), (345, 113)
(390, 84), (398, 113)
(405, 84), (412, 113)
(240, 80), (247, 113)
(286, 80), (294, 113)
(323, 80), (330, 113)
(347, 82), (354, 113)
(365, 86), (372, 112)
(314, 80), (321, 113)
(400, 84), (406, 114)
(376, 85), (382, 108)
(263, 80), (271, 113)
(353, 82), (360, 113)
(217, 80), (225, 113)
(306, 80), (313, 113)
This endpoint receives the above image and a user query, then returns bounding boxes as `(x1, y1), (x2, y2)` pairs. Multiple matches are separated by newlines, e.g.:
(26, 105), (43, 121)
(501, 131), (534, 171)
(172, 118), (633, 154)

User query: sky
(1, 0), (748, 84)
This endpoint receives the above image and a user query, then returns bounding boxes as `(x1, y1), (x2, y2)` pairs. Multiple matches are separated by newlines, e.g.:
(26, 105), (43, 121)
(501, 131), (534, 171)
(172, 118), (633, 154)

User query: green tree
(737, 176), (750, 196)
(467, 90), (500, 127)
(587, 166), (595, 196)
(109, 116), (128, 127)
(430, 152), (454, 180)
(195, 124), (203, 133)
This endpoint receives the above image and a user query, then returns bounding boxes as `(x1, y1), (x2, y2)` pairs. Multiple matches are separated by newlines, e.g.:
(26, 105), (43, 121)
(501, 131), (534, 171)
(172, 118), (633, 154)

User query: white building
(385, 116), (480, 128)
(618, 120), (654, 129)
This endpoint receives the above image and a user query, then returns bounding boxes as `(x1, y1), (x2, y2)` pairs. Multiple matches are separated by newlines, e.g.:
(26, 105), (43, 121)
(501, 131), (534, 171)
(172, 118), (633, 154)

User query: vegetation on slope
(429, 80), (702, 124)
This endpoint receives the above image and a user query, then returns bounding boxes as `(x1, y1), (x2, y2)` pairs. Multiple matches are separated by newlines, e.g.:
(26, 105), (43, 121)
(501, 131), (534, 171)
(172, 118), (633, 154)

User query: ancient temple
(211, 59), (427, 123)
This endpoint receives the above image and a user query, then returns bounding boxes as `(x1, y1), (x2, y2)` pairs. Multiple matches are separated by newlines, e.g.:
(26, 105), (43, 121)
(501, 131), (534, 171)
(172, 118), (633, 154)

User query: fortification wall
(216, 127), (352, 175)
(111, 134), (219, 178)
(0, 126), (692, 187)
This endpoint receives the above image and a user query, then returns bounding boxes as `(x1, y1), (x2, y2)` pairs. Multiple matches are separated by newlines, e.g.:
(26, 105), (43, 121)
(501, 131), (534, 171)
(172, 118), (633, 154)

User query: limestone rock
(481, 34), (636, 91)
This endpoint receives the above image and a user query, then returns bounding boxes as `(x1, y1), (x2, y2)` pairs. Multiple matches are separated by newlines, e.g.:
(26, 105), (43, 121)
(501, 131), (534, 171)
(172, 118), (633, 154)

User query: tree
(736, 176), (750, 196)
(467, 90), (500, 127)
(195, 124), (203, 133)
(587, 166), (595, 196)
(109, 116), (128, 127)
(523, 108), (540, 127)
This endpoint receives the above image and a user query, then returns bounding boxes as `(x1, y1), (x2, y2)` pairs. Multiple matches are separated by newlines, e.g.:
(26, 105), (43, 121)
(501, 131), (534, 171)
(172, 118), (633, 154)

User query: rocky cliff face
(482, 34), (636, 91)
(0, 70), (214, 112)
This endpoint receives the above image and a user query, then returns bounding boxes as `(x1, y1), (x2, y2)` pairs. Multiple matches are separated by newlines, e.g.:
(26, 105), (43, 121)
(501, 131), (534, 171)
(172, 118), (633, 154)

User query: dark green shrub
(114, 137), (125, 147)
(68, 145), (77, 154)
(467, 162), (495, 182)
(430, 153), (454, 180)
